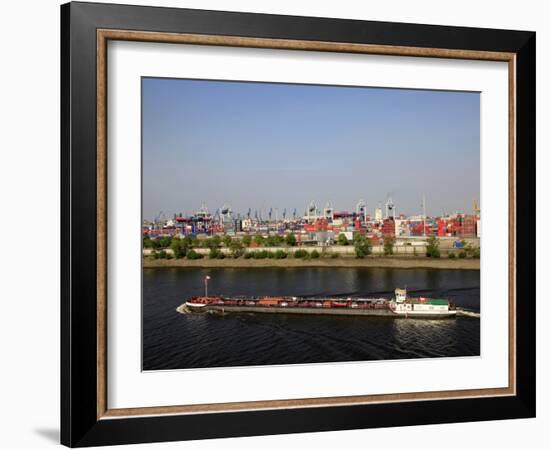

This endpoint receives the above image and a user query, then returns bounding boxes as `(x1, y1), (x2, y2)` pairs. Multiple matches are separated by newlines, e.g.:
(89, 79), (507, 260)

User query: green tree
(254, 235), (265, 247)
(285, 233), (297, 247)
(426, 236), (441, 258)
(186, 249), (203, 260)
(170, 238), (188, 259)
(158, 236), (172, 248)
(463, 241), (480, 259)
(205, 236), (221, 250)
(310, 249), (320, 258)
(383, 236), (395, 256)
(274, 250), (287, 259)
(458, 250), (467, 259)
(354, 235), (372, 258)
(241, 235), (252, 247)
(265, 234), (285, 246)
(337, 234), (349, 246)
(253, 250), (268, 259)
(294, 249), (308, 258)
(229, 240), (244, 258)
(143, 236), (153, 248)
(448, 251), (456, 259)
(181, 236), (193, 248)
(363, 237), (372, 257)
(209, 248), (224, 259)
(222, 235), (232, 247)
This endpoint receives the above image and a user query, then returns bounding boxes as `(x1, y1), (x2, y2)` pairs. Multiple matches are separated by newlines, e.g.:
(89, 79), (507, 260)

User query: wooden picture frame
(61, 2), (535, 447)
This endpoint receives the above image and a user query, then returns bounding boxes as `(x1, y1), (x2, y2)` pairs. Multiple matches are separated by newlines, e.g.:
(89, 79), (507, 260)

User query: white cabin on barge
(390, 288), (456, 317)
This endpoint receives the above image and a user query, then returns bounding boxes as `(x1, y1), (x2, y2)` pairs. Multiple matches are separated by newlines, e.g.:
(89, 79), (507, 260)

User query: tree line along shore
(143, 234), (480, 269)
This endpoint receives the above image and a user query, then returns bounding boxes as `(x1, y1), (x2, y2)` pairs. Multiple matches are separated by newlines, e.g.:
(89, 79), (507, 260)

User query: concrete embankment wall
(146, 257), (480, 270)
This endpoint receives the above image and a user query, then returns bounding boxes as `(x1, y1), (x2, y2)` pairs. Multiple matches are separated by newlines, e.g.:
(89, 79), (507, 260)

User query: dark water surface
(143, 267), (480, 370)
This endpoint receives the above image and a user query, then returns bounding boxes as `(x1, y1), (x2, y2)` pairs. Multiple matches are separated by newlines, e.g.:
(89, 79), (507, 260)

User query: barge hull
(182, 304), (456, 318)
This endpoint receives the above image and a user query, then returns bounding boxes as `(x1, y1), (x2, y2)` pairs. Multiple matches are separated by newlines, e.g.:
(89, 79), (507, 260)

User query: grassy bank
(143, 257), (480, 270)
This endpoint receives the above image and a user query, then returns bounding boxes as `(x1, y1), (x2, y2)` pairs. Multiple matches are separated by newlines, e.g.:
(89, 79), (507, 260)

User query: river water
(143, 267), (480, 370)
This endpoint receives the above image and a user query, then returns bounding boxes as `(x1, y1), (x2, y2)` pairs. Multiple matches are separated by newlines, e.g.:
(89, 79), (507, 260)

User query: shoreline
(143, 257), (480, 270)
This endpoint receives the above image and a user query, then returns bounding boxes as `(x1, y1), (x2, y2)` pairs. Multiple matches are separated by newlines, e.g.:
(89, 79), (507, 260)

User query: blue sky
(142, 78), (479, 220)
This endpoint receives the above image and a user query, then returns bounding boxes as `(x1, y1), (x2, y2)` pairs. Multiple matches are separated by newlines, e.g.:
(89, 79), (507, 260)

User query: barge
(180, 287), (457, 318)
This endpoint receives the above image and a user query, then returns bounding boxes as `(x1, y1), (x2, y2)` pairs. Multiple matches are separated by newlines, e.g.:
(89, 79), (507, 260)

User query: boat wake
(456, 308), (480, 318)
(176, 304), (191, 314)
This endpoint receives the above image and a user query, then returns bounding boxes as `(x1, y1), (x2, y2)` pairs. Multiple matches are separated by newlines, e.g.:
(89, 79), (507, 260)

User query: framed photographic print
(61, 1), (536, 447)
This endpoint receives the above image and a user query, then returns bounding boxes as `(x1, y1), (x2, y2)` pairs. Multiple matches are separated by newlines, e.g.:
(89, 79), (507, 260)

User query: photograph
(54, 1), (537, 446)
(141, 77), (482, 371)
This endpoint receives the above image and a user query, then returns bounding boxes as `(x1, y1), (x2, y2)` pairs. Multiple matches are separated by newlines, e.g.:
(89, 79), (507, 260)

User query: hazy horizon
(142, 78), (480, 221)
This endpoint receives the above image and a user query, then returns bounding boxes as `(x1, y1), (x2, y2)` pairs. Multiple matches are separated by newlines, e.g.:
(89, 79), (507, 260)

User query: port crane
(385, 197), (396, 219)
(306, 200), (318, 220)
(220, 203), (232, 220)
(324, 202), (334, 221)
(422, 195), (427, 236)
(356, 200), (367, 224)
(154, 211), (166, 226)
(472, 198), (480, 216)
